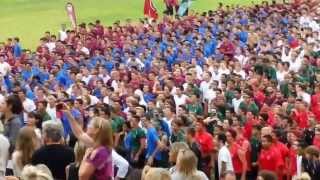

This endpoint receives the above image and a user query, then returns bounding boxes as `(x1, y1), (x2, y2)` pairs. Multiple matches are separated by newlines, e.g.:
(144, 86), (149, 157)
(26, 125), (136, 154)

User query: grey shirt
(2, 115), (22, 153)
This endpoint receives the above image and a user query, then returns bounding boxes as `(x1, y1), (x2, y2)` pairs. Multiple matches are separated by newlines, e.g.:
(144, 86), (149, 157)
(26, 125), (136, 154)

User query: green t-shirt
(112, 116), (125, 133)
(239, 102), (259, 116)
(130, 128), (146, 153)
(170, 130), (185, 143)
(186, 103), (203, 115)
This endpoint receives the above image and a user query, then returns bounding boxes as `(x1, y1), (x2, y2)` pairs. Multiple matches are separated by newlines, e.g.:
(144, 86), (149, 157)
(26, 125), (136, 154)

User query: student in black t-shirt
(31, 120), (75, 180)
(186, 127), (202, 170)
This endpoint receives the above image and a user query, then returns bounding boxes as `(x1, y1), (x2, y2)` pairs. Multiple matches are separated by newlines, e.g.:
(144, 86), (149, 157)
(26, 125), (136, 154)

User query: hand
(147, 156), (154, 166)
(134, 154), (139, 162)
(5, 176), (19, 180)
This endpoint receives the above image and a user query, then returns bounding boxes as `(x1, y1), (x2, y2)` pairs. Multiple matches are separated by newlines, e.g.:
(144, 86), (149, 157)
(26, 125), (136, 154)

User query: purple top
(86, 146), (113, 180)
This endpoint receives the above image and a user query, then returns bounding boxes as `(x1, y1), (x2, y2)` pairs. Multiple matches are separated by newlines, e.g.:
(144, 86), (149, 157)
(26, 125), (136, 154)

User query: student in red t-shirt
(271, 129), (289, 179)
(313, 125), (320, 149)
(258, 135), (283, 178)
(195, 120), (214, 176)
(226, 129), (247, 180)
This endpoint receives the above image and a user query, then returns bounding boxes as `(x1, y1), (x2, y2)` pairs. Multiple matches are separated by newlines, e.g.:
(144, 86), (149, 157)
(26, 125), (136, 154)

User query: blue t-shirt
(61, 109), (82, 137)
(146, 127), (161, 160)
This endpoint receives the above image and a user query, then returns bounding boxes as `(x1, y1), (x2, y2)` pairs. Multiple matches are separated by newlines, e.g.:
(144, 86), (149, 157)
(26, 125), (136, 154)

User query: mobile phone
(56, 103), (64, 111)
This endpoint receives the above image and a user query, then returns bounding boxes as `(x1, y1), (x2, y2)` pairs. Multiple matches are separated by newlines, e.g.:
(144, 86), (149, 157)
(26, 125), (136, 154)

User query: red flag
(144, 0), (158, 19)
(66, 2), (77, 29)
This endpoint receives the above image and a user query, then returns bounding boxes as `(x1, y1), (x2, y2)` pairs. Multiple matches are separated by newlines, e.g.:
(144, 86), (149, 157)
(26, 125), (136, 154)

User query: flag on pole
(178, 0), (193, 16)
(66, 2), (77, 29)
(144, 0), (158, 20)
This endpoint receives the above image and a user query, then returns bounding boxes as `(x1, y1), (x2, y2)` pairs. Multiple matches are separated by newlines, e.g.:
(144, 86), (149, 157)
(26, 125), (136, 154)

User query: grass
(0, 0), (260, 49)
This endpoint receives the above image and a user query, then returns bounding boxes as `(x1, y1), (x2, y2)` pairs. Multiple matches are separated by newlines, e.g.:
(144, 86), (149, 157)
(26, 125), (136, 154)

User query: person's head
(16, 126), (38, 166)
(169, 142), (189, 164)
(297, 172), (311, 180)
(257, 170), (278, 180)
(226, 128), (237, 143)
(176, 149), (198, 176)
(129, 115), (140, 128)
(220, 170), (236, 180)
(261, 135), (273, 149)
(42, 120), (64, 145)
(21, 164), (53, 180)
(27, 112), (41, 127)
(186, 127), (196, 143)
(218, 133), (227, 146)
(86, 117), (113, 148)
(304, 145), (320, 160)
(0, 94), (23, 114)
(195, 120), (205, 132)
(142, 166), (171, 180)
(74, 141), (87, 165)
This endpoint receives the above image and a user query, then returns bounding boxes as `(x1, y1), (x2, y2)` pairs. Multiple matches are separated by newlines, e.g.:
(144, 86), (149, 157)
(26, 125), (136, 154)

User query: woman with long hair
(63, 107), (114, 180)
(12, 126), (38, 176)
(171, 149), (208, 180)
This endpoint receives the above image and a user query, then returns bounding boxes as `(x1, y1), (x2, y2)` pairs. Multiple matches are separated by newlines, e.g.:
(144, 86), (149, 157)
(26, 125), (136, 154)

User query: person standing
(129, 115), (146, 168)
(258, 135), (283, 179)
(218, 133), (234, 177)
(31, 120), (75, 180)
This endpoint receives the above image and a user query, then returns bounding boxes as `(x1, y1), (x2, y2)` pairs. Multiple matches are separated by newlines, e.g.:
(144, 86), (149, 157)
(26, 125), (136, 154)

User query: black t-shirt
(31, 144), (75, 180)
(190, 142), (202, 170)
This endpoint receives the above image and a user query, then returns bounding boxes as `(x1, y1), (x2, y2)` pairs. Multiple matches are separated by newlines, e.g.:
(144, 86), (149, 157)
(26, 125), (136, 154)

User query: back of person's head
(16, 126), (37, 166)
(218, 133), (227, 144)
(169, 142), (189, 163)
(304, 145), (320, 159)
(42, 120), (64, 144)
(142, 166), (171, 180)
(21, 164), (53, 180)
(4, 94), (23, 114)
(176, 149), (197, 176)
(88, 117), (113, 149)
(220, 170), (236, 180)
(257, 170), (278, 180)
(74, 141), (86, 165)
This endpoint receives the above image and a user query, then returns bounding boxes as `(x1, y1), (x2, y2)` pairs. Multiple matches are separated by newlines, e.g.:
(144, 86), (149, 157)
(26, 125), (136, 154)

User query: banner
(66, 2), (77, 29)
(144, 0), (158, 19)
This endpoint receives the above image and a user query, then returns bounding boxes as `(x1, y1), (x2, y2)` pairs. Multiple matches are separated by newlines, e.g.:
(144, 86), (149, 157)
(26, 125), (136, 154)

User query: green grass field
(0, 0), (259, 49)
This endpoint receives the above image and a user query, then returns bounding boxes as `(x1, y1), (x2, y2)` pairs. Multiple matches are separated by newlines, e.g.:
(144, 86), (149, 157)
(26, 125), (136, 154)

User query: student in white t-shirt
(217, 133), (234, 177)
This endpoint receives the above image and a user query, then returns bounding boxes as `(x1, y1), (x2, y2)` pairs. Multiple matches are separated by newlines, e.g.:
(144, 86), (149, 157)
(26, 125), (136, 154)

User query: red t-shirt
(229, 143), (243, 173)
(313, 136), (320, 149)
(258, 146), (283, 172)
(195, 131), (214, 155)
(292, 110), (309, 129)
(288, 148), (297, 176)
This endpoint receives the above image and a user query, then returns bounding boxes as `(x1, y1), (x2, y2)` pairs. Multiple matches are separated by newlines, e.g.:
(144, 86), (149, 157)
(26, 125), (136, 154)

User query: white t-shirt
(218, 145), (234, 176)
(0, 135), (9, 178)
(232, 97), (243, 115)
(0, 62), (11, 76)
(173, 94), (188, 108)
(23, 98), (36, 123)
(59, 30), (67, 41)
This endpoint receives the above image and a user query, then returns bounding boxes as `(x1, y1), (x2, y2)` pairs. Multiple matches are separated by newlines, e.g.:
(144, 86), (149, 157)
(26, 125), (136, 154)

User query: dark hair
(6, 95), (23, 114)
(227, 128), (237, 139)
(218, 133), (227, 144)
(186, 127), (196, 137)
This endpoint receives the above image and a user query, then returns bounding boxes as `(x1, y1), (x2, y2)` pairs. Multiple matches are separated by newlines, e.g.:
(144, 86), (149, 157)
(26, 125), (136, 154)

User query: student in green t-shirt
(170, 119), (185, 144)
(129, 115), (146, 168)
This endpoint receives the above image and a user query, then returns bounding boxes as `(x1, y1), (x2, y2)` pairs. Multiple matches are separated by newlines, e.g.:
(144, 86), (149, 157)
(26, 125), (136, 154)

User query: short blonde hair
(142, 166), (171, 180)
(21, 164), (53, 180)
(89, 117), (113, 148)
(74, 141), (86, 165)
(176, 149), (198, 176)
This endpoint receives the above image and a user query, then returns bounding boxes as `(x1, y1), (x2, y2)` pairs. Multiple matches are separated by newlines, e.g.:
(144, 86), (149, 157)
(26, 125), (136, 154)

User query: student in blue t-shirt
(142, 116), (165, 168)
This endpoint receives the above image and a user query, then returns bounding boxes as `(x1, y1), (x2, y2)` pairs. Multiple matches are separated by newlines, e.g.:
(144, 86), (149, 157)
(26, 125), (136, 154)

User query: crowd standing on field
(1, 0), (320, 180)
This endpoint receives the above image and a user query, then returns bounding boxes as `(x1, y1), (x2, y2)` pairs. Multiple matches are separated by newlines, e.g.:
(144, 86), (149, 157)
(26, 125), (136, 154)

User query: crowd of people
(1, 0), (320, 180)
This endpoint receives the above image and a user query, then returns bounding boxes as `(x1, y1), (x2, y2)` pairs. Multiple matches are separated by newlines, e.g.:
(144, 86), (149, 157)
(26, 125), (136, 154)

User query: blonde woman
(21, 164), (53, 180)
(12, 126), (38, 177)
(168, 142), (189, 174)
(171, 149), (208, 180)
(66, 141), (86, 180)
(142, 165), (171, 180)
(63, 108), (114, 180)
